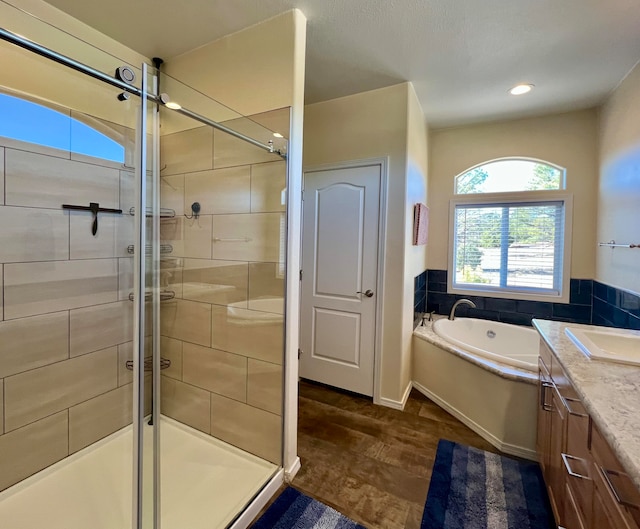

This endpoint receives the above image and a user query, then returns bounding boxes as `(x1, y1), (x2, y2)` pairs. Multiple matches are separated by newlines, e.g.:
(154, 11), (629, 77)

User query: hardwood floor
(290, 380), (501, 529)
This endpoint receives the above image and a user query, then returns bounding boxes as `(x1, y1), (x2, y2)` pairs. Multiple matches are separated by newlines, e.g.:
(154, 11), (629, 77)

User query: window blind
(453, 200), (565, 294)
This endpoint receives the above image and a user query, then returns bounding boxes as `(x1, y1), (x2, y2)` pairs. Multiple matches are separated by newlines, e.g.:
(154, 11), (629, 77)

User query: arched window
(449, 158), (572, 302)
(0, 92), (125, 163)
(455, 158), (564, 194)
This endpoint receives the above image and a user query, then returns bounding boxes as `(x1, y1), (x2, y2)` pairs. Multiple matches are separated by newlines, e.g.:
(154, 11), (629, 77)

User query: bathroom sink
(565, 327), (640, 366)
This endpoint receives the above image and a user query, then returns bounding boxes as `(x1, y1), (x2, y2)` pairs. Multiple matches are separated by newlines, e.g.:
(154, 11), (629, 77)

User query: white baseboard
(378, 380), (413, 411)
(412, 381), (538, 461)
(285, 456), (301, 483)
(228, 469), (284, 529)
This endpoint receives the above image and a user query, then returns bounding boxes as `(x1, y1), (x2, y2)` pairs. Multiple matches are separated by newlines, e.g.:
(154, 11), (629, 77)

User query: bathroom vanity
(533, 319), (640, 529)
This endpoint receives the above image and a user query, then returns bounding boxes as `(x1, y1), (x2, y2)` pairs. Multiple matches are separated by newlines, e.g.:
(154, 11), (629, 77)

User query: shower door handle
(357, 289), (374, 298)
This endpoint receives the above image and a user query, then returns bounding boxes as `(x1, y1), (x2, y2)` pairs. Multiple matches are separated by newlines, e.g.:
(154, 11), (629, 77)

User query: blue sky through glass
(0, 93), (125, 163)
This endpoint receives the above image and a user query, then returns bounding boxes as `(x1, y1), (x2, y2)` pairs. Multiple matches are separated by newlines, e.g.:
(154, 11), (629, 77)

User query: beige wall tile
(0, 206), (69, 263)
(0, 311), (69, 378)
(70, 212), (133, 259)
(160, 336), (183, 380)
(248, 262), (285, 311)
(161, 299), (211, 346)
(182, 343), (247, 402)
(119, 257), (134, 301)
(161, 127), (213, 176)
(0, 138), (70, 160)
(161, 376), (210, 433)
(118, 342), (134, 387)
(251, 161), (286, 213)
(185, 167), (250, 215)
(69, 385), (133, 453)
(4, 347), (118, 431)
(213, 129), (280, 169)
(211, 213), (282, 262)
(182, 259), (248, 306)
(70, 301), (132, 357)
(184, 215), (212, 259)
(5, 150), (120, 209)
(211, 305), (283, 364)
(119, 171), (135, 213)
(0, 380), (3, 435)
(0, 411), (68, 492)
(4, 259), (119, 319)
(160, 257), (183, 299)
(117, 340), (153, 387)
(0, 148), (4, 204)
(162, 216), (213, 259)
(209, 392), (282, 464)
(161, 175), (185, 216)
(120, 168), (156, 216)
(0, 265), (3, 320)
(247, 359), (282, 415)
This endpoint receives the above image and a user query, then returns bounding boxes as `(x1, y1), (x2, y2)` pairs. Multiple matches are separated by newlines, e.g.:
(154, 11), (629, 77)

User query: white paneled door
(300, 164), (381, 396)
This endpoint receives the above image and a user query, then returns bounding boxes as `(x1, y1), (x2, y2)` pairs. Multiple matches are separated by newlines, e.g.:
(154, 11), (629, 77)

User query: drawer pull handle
(601, 467), (640, 510)
(563, 396), (588, 418)
(561, 453), (590, 480)
(540, 381), (554, 411)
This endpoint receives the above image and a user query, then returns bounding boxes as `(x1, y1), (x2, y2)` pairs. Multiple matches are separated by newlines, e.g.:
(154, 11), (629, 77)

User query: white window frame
(447, 190), (573, 303)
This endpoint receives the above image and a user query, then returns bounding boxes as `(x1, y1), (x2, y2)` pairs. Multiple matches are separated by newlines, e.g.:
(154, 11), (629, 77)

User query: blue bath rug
(252, 487), (367, 529)
(421, 440), (554, 529)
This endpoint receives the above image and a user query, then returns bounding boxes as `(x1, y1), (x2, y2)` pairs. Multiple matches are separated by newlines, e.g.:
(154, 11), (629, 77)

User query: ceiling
(44, 0), (640, 128)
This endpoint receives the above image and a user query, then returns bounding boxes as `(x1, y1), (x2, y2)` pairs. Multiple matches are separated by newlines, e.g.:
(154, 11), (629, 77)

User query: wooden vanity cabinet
(537, 339), (640, 529)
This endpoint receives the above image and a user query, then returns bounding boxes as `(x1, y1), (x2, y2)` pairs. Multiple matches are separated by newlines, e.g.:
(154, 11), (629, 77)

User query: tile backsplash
(415, 269), (640, 331)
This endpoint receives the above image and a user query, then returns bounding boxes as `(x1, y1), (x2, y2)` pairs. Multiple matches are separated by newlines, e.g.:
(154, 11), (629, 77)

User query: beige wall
(428, 109), (600, 279)
(304, 82), (428, 404)
(597, 63), (640, 295)
(164, 11), (299, 118)
(403, 85), (429, 395)
(1, 0), (149, 127)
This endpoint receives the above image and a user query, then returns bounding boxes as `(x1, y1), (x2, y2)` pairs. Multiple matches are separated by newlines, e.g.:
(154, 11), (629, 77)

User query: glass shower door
(0, 3), (157, 528)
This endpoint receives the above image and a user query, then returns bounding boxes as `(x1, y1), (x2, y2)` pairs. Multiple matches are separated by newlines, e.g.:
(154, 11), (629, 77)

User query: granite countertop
(532, 319), (640, 491)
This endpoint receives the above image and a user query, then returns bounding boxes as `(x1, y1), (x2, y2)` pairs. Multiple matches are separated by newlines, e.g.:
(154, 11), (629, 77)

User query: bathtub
(413, 318), (539, 460)
(432, 317), (539, 372)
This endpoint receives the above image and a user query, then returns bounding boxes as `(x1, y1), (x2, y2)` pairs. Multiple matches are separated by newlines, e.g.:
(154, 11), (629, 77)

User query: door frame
(301, 157), (388, 404)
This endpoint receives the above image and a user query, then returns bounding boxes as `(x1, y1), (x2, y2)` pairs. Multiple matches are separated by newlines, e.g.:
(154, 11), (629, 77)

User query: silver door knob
(357, 289), (374, 297)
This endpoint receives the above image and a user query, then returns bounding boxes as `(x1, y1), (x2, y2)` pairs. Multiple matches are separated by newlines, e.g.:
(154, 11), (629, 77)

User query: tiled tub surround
(159, 108), (289, 465)
(0, 135), (138, 491)
(418, 269), (640, 331)
(533, 319), (640, 491)
(592, 280), (640, 330)
(421, 269), (593, 326)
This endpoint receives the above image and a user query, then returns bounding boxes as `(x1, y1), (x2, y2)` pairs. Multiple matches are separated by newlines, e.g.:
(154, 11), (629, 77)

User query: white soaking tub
(413, 318), (539, 460)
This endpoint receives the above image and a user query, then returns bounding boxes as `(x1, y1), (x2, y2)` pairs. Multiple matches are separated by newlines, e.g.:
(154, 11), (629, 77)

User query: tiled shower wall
(0, 127), (139, 491)
(159, 109), (289, 464)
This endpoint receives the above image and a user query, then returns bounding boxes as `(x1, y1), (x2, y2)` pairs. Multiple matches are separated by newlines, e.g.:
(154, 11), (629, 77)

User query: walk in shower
(0, 3), (289, 528)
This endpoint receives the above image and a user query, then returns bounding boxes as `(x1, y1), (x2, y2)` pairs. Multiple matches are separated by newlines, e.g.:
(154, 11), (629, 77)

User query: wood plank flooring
(289, 380), (501, 529)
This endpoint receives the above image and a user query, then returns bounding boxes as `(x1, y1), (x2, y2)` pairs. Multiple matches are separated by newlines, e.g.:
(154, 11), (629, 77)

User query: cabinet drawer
(591, 424), (640, 528)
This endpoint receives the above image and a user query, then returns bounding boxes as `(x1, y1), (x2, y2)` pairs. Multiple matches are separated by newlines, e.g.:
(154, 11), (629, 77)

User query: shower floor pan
(0, 416), (277, 529)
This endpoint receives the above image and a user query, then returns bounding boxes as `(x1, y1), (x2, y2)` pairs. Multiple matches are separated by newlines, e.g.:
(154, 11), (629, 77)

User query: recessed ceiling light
(509, 84), (534, 96)
(273, 132), (284, 138)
